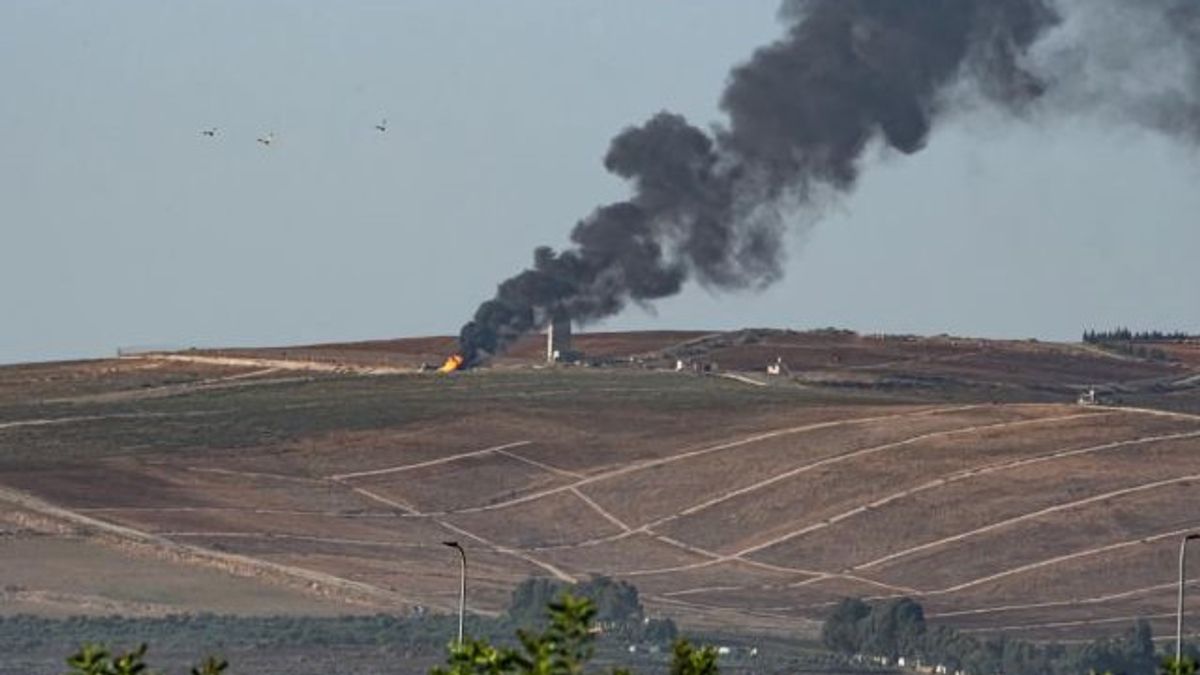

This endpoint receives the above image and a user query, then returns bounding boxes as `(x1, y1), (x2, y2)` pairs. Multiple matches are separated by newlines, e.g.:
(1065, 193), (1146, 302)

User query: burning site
(6, 2), (1200, 674)
(451, 0), (1200, 369)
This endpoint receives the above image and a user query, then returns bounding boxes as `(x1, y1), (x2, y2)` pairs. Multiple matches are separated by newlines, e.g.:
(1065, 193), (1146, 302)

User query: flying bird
(375, 118), (387, 133)
(256, 132), (275, 147)
(200, 127), (218, 137)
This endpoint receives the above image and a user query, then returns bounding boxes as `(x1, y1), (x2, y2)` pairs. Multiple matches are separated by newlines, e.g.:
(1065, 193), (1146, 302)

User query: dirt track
(6, 338), (1200, 638)
(0, 484), (424, 611)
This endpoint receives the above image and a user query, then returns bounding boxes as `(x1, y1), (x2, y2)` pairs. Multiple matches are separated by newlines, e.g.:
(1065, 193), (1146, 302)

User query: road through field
(928, 580), (1193, 619)
(431, 405), (983, 519)
(615, 410), (1103, 577)
(925, 524), (1199, 596)
(855, 473), (1200, 574)
(0, 409), (225, 431)
(328, 441), (533, 481)
(509, 407), (1026, 564)
(435, 519), (576, 583)
(144, 353), (410, 375)
(734, 428), (1200, 560)
(618, 407), (1200, 619)
(647, 411), (1099, 534)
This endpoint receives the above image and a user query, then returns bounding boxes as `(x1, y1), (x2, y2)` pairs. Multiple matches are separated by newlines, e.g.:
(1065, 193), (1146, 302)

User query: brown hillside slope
(2, 330), (1200, 641)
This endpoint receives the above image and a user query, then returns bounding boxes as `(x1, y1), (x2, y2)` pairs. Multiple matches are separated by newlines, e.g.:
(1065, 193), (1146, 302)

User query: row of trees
(0, 611), (497, 654)
(1083, 329), (1195, 344)
(822, 597), (1196, 675)
(507, 576), (678, 644)
(436, 594), (716, 675)
(59, 594), (714, 675)
(5, 577), (679, 662)
(54, 583), (1200, 674)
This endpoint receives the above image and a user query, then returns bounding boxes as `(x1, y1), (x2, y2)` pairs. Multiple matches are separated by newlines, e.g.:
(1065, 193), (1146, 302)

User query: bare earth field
(3, 329), (1200, 643)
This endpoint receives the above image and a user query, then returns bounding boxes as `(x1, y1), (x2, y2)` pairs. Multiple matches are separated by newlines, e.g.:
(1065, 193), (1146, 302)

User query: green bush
(65, 643), (226, 675)
(61, 594), (710, 675)
(435, 593), (715, 675)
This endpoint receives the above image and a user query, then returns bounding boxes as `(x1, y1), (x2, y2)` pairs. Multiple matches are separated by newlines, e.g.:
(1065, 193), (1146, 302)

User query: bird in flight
(201, 127), (218, 137)
(256, 132), (275, 147)
(375, 118), (387, 133)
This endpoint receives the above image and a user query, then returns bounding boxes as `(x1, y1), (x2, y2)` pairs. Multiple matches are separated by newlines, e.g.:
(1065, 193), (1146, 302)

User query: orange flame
(438, 354), (465, 373)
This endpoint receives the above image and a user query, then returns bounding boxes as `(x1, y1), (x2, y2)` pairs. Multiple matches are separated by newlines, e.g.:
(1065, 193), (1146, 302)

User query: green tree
(509, 578), (567, 628)
(67, 643), (152, 675)
(821, 597), (870, 654)
(669, 640), (719, 675)
(575, 576), (643, 626)
(435, 593), (718, 675)
(65, 643), (227, 675)
(1163, 655), (1199, 675)
(510, 576), (646, 630)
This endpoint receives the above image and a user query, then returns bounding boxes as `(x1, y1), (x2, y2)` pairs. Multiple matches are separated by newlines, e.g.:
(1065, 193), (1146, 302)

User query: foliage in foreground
(434, 593), (717, 675)
(66, 643), (226, 675)
(1162, 655), (1199, 675)
(62, 594), (712, 675)
(507, 576), (677, 643)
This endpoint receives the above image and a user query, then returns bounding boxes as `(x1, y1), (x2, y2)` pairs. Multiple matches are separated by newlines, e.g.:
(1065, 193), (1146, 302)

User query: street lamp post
(443, 541), (467, 645)
(1177, 534), (1200, 664)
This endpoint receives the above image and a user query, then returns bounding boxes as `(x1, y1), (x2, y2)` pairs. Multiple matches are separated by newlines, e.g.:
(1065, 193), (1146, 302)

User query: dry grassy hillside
(2, 330), (1200, 643)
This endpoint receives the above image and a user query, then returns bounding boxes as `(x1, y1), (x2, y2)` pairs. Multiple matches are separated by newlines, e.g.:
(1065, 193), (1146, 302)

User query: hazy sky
(3, 1), (1198, 365)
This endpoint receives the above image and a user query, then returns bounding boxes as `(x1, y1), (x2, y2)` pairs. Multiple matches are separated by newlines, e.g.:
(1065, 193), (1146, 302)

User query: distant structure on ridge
(546, 316), (572, 364)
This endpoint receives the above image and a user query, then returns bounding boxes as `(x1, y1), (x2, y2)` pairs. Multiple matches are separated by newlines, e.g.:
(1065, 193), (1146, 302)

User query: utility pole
(1178, 534), (1200, 665)
(443, 541), (467, 645)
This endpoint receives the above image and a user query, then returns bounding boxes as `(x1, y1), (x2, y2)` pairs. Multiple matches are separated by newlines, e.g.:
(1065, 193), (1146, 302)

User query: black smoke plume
(455, 0), (1199, 364)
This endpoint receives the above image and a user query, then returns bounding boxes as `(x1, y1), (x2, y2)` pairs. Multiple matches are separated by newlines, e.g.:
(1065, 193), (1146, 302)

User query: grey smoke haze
(458, 0), (1200, 363)
(1027, 0), (1200, 140)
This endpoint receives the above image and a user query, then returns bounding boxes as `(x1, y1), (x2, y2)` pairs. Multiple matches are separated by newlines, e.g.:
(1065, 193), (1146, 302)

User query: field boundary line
(857, 473), (1200, 573)
(164, 532), (431, 549)
(500, 449), (583, 479)
(143, 353), (409, 375)
(928, 579), (1197, 619)
(74, 506), (395, 518)
(438, 405), (986, 518)
(785, 571), (921, 595)
(436, 519), (576, 583)
(341, 485), (420, 515)
(1114, 405), (1200, 422)
(958, 612), (1175, 634)
(650, 412), (1099, 534)
(616, 412), (1108, 576)
(660, 585), (746, 597)
(580, 405), (984, 487)
(525, 529), (643, 552)
(925, 524), (1199, 596)
(0, 409), (226, 432)
(0, 484), (423, 609)
(622, 559), (721, 577)
(0, 588), (180, 617)
(183, 466), (328, 484)
(329, 440), (532, 481)
(571, 488), (633, 532)
(651, 535), (724, 561)
(736, 427), (1200, 559)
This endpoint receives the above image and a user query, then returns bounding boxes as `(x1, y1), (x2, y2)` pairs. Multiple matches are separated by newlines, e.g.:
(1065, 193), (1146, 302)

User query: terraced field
(3, 333), (1200, 643)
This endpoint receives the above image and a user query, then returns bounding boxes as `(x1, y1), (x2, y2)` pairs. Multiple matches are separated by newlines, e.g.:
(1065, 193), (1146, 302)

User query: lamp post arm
(456, 546), (466, 645)
(1178, 535), (1200, 665)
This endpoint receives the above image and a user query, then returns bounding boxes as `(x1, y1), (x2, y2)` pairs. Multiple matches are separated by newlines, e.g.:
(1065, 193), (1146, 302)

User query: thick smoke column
(455, 0), (1198, 363)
